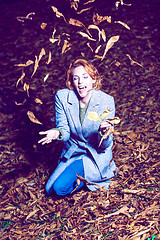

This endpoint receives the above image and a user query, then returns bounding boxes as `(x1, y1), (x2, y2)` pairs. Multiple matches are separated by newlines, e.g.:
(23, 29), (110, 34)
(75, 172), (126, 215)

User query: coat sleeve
(97, 95), (115, 151)
(55, 91), (70, 142)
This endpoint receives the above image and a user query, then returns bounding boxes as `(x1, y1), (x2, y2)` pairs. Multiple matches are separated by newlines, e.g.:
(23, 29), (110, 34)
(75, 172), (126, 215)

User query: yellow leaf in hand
(106, 117), (121, 124)
(100, 109), (110, 120)
(88, 111), (101, 121)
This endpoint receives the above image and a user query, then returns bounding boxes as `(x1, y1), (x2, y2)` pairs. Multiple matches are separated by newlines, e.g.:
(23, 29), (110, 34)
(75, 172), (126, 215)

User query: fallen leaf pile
(0, 0), (160, 239)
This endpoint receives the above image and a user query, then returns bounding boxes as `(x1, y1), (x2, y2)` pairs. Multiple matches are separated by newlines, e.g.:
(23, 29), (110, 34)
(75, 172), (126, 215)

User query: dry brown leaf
(44, 73), (49, 82)
(88, 24), (101, 41)
(78, 31), (96, 41)
(105, 117), (121, 124)
(17, 12), (35, 22)
(98, 126), (114, 147)
(77, 6), (93, 14)
(70, 0), (79, 11)
(69, 18), (92, 37)
(101, 29), (106, 42)
(26, 209), (39, 220)
(84, 0), (95, 4)
(126, 54), (143, 67)
(87, 42), (94, 52)
(15, 99), (26, 105)
(51, 6), (67, 22)
(31, 56), (39, 78)
(101, 35), (120, 60)
(15, 60), (34, 68)
(100, 109), (110, 120)
(40, 23), (47, 30)
(49, 38), (58, 44)
(76, 174), (108, 192)
(114, 21), (130, 30)
(35, 98), (43, 104)
(16, 71), (25, 87)
(46, 51), (52, 64)
(38, 48), (45, 62)
(23, 83), (29, 97)
(93, 13), (111, 25)
(95, 45), (101, 53)
(27, 111), (42, 125)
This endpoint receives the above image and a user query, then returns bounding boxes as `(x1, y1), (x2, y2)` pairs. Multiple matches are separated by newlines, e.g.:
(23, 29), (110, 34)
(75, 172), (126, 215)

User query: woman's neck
(79, 92), (91, 108)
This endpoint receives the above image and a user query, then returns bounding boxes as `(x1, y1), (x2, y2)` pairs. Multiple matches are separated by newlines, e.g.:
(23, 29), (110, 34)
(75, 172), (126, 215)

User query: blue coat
(46, 89), (117, 192)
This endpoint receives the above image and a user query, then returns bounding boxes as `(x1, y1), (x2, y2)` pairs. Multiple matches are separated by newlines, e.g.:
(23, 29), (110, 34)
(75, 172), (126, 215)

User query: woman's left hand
(99, 121), (113, 134)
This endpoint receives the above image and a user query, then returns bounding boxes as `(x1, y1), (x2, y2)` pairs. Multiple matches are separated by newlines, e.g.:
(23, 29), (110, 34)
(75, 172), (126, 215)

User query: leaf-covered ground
(0, 0), (160, 239)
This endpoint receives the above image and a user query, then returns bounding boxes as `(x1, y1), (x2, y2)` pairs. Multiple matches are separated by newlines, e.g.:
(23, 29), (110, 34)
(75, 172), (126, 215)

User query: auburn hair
(66, 59), (102, 90)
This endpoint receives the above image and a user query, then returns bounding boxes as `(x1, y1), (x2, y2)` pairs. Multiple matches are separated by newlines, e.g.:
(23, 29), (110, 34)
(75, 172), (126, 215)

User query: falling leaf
(46, 51), (52, 64)
(88, 24), (101, 41)
(70, 0), (79, 11)
(88, 111), (101, 121)
(78, 31), (96, 41)
(15, 99), (26, 105)
(15, 60), (34, 67)
(31, 56), (39, 78)
(101, 29), (106, 42)
(27, 111), (42, 125)
(101, 35), (120, 61)
(95, 45), (101, 53)
(49, 38), (58, 44)
(17, 12), (35, 22)
(62, 40), (68, 54)
(69, 18), (92, 37)
(115, 61), (121, 66)
(77, 6), (93, 14)
(35, 98), (43, 104)
(23, 83), (29, 97)
(84, 0), (95, 4)
(51, 6), (67, 22)
(40, 23), (47, 29)
(93, 13), (111, 25)
(38, 48), (45, 62)
(16, 71), (25, 87)
(44, 73), (49, 82)
(87, 42), (94, 52)
(126, 54), (143, 67)
(100, 109), (110, 120)
(114, 21), (130, 30)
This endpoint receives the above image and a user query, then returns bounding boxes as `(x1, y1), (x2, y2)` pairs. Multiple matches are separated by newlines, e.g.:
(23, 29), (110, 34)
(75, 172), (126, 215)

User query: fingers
(38, 137), (53, 145)
(39, 131), (49, 135)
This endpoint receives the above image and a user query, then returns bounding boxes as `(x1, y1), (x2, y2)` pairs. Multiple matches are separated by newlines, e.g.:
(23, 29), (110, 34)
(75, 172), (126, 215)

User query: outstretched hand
(38, 129), (60, 145)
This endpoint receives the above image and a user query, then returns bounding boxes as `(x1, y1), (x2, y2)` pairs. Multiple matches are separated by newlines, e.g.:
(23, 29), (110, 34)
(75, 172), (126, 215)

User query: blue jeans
(49, 159), (84, 196)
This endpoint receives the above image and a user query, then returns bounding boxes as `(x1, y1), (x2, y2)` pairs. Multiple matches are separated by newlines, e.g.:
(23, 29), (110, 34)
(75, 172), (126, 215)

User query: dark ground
(0, 0), (160, 239)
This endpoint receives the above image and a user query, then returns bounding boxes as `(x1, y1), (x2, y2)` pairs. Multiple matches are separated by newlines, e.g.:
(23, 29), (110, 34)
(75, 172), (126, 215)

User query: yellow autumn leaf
(88, 111), (101, 121)
(27, 111), (42, 125)
(100, 109), (110, 120)
(78, 31), (96, 41)
(105, 117), (121, 124)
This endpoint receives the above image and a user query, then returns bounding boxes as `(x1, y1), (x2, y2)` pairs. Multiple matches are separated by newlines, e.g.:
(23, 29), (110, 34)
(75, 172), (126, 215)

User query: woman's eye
(73, 76), (78, 81)
(83, 75), (88, 79)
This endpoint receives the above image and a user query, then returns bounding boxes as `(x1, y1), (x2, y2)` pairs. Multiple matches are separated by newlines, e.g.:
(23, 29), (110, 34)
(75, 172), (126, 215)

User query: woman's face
(72, 65), (95, 100)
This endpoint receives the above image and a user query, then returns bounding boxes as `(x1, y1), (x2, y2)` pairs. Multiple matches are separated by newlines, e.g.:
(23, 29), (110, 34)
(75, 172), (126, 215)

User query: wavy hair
(66, 59), (102, 90)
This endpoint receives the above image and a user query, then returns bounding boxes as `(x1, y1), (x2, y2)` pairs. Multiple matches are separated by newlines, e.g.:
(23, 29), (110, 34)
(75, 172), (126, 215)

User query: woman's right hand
(38, 129), (60, 145)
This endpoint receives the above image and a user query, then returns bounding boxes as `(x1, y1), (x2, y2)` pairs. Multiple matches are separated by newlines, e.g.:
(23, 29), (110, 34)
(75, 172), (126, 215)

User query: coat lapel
(67, 90), (85, 140)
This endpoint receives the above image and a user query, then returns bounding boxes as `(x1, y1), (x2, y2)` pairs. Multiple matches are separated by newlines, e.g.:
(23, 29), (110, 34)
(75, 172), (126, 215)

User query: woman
(38, 59), (117, 196)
